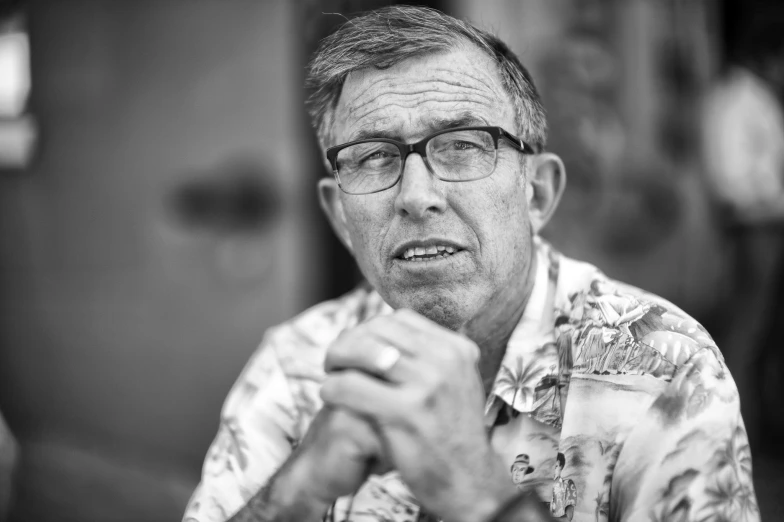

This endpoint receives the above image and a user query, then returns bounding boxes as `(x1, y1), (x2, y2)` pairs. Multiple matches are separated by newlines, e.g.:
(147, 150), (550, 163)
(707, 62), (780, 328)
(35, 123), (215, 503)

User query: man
(510, 454), (535, 489)
(550, 453), (575, 521)
(183, 6), (759, 522)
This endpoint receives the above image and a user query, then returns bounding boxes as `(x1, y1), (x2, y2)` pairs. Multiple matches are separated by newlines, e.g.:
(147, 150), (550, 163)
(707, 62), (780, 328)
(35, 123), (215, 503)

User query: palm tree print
(593, 442), (622, 521)
(495, 355), (547, 412)
(696, 425), (758, 521)
(647, 422), (759, 522)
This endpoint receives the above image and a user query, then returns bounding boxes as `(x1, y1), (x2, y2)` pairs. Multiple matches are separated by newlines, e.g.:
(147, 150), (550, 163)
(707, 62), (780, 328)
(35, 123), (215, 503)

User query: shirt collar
(484, 238), (564, 428)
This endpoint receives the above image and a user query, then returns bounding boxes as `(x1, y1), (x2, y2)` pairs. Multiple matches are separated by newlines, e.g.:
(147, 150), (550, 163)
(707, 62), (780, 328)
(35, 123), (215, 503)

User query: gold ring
(375, 344), (402, 374)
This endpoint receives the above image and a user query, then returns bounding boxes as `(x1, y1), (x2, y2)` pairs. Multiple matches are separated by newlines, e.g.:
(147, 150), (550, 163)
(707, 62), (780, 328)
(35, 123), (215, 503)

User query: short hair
(305, 5), (547, 153)
(556, 452), (566, 468)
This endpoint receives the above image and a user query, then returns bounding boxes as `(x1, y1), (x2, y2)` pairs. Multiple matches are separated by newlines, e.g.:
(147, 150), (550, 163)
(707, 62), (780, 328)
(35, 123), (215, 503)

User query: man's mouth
(399, 245), (459, 262)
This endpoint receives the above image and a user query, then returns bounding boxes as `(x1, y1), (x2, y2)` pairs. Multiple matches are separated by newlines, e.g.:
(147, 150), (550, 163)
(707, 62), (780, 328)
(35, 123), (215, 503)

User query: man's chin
(385, 289), (473, 331)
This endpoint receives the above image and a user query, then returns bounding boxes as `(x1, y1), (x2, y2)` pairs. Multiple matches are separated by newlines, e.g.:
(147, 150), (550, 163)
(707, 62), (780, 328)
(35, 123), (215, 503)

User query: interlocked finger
(325, 335), (415, 384)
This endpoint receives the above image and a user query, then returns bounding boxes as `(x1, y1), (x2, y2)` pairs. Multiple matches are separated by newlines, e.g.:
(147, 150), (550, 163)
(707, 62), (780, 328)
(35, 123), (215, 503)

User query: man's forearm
(227, 457), (330, 522)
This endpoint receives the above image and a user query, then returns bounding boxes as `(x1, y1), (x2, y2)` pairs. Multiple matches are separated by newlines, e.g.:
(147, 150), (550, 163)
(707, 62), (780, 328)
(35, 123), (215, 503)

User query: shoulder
(551, 245), (721, 377)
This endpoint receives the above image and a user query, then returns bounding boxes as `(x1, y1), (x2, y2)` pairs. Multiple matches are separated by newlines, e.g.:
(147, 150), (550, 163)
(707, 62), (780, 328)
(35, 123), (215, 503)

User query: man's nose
(393, 152), (447, 219)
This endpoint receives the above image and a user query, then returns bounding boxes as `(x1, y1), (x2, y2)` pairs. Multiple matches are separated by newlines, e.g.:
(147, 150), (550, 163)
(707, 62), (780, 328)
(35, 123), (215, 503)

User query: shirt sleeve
(565, 480), (577, 508)
(182, 336), (302, 522)
(610, 347), (760, 522)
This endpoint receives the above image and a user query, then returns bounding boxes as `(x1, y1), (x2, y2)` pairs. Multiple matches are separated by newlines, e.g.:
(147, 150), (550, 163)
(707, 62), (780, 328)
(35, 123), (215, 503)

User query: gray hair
(305, 5), (547, 153)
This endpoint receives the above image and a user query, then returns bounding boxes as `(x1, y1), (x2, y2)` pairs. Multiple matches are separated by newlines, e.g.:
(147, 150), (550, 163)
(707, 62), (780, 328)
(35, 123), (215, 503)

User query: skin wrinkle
(343, 53), (504, 119)
(343, 102), (493, 142)
(338, 86), (509, 146)
(351, 66), (501, 99)
(349, 93), (496, 118)
(344, 93), (499, 129)
(346, 76), (500, 116)
(348, 112), (495, 145)
(346, 69), (500, 96)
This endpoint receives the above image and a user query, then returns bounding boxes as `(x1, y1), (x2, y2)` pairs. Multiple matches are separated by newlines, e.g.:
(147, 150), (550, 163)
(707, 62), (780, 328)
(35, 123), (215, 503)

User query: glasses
(326, 126), (535, 195)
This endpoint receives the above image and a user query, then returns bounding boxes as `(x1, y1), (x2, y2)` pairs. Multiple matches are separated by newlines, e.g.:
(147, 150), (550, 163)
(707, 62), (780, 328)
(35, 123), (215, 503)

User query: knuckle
(411, 386), (438, 412)
(319, 376), (343, 403)
(449, 337), (479, 364)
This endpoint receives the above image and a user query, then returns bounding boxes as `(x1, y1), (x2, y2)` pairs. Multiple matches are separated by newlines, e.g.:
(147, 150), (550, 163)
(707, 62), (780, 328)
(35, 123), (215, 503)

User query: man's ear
(317, 177), (354, 253)
(527, 152), (566, 234)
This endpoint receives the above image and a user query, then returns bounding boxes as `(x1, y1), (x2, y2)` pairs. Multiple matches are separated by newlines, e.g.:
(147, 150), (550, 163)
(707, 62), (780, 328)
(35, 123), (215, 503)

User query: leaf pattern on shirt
(495, 355), (549, 413)
(645, 422), (758, 522)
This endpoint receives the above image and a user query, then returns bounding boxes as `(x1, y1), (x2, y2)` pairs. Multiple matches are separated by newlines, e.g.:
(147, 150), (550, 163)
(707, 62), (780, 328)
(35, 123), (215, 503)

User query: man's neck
(463, 251), (539, 395)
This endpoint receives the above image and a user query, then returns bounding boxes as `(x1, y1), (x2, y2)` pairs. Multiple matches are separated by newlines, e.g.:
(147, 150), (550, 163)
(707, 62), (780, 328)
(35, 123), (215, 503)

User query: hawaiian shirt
(550, 476), (577, 518)
(183, 238), (760, 522)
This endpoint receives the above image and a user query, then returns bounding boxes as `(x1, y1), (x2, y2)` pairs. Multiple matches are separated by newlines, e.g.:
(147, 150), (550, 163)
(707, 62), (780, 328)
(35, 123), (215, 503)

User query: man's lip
(391, 238), (466, 259)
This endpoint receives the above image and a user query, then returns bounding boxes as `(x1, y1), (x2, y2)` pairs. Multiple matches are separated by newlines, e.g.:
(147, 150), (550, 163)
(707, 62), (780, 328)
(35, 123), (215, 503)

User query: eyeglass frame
(325, 125), (537, 195)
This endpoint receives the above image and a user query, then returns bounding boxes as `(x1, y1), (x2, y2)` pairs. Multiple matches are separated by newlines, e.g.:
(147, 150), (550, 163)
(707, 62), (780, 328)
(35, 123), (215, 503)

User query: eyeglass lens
(335, 129), (497, 194)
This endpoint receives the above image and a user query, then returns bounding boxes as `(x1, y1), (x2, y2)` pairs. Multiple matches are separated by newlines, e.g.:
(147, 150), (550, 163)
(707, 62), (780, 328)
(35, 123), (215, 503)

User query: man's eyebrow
(351, 128), (401, 141)
(428, 114), (488, 132)
(350, 113), (489, 142)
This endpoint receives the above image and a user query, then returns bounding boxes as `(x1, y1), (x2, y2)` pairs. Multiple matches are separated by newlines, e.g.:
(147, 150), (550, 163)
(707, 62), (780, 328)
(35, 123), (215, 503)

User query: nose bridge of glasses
(402, 140), (434, 174)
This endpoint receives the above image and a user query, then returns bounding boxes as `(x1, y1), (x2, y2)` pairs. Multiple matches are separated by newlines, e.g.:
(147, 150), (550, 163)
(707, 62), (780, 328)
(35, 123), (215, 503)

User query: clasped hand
(300, 309), (517, 522)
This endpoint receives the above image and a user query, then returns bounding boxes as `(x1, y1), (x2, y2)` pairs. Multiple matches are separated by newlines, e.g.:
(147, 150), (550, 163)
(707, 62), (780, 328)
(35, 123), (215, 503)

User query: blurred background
(0, 0), (781, 520)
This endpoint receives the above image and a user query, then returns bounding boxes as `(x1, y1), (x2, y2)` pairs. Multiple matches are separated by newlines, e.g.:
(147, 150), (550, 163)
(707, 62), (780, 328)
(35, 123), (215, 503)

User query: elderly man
(183, 6), (759, 522)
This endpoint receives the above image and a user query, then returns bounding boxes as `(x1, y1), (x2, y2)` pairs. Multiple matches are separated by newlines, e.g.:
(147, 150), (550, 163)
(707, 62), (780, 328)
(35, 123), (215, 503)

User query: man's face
(511, 464), (528, 485)
(327, 45), (535, 331)
(554, 460), (562, 480)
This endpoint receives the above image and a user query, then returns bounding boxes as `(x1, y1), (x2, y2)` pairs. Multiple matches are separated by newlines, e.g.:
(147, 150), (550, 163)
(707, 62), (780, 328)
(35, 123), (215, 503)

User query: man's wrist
(282, 448), (336, 509)
(447, 456), (521, 522)
(484, 489), (555, 522)
(466, 481), (520, 522)
(228, 454), (331, 522)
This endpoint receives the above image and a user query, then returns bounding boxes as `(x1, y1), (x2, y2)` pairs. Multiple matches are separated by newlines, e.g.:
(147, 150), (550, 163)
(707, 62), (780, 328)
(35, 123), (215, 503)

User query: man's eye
(364, 151), (392, 161)
(452, 140), (479, 150)
(358, 149), (399, 167)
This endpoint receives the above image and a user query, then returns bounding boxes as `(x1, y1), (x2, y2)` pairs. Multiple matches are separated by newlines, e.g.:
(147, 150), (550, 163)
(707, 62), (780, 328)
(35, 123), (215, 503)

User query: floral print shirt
(183, 238), (759, 522)
(551, 476), (577, 518)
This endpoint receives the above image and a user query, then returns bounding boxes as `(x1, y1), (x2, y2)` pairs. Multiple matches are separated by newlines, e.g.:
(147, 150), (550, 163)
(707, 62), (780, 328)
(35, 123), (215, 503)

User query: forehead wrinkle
(426, 65), (504, 99)
(349, 91), (497, 122)
(348, 74), (501, 113)
(334, 48), (516, 144)
(344, 97), (497, 140)
(343, 81), (503, 133)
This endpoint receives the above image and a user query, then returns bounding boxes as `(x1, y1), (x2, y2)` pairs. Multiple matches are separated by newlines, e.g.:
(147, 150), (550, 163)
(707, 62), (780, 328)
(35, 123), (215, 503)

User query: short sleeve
(565, 479), (577, 508)
(610, 347), (760, 521)
(182, 337), (302, 522)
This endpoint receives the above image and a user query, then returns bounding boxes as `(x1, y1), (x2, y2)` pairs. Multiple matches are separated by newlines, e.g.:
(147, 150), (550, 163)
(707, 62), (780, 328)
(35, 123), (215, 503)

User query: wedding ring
(375, 344), (402, 374)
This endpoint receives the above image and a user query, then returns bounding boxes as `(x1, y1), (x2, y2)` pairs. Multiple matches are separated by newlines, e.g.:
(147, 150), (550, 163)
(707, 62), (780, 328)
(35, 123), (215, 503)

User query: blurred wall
(0, 1), (319, 520)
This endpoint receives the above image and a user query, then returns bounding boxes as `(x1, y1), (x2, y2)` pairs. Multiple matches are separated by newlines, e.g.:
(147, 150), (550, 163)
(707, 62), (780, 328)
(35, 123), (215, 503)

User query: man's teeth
(401, 245), (457, 260)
